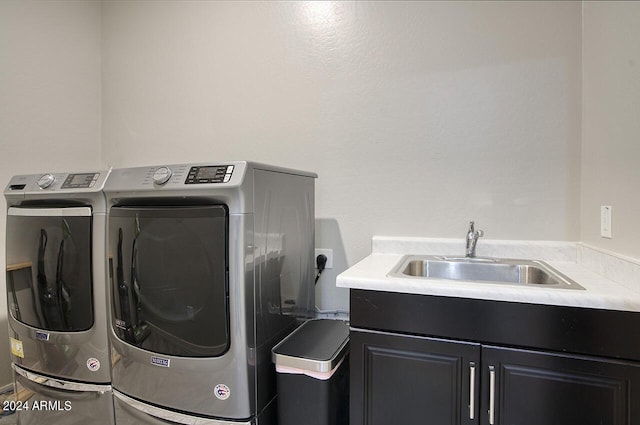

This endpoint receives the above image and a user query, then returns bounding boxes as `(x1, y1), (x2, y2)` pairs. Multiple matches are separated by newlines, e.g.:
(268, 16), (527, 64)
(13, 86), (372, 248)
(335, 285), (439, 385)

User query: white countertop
(336, 237), (640, 312)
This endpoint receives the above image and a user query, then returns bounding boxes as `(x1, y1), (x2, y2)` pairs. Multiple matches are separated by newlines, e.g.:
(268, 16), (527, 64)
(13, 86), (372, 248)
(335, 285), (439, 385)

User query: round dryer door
(109, 205), (229, 357)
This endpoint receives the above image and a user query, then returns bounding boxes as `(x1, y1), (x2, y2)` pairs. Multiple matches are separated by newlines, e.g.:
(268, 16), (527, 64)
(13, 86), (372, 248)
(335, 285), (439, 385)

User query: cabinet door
(482, 345), (640, 425)
(351, 329), (480, 425)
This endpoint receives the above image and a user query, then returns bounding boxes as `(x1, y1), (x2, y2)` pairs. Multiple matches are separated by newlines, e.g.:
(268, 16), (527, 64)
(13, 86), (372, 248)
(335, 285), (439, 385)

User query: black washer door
(109, 205), (229, 357)
(6, 207), (93, 332)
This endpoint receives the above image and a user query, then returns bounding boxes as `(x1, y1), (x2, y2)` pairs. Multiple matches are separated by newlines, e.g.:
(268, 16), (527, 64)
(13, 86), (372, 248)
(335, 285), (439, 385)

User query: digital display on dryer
(196, 167), (221, 179)
(185, 166), (234, 184)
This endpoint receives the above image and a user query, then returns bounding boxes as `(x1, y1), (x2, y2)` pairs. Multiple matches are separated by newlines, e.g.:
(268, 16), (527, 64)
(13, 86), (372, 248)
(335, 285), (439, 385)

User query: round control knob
(152, 167), (173, 185)
(37, 174), (55, 189)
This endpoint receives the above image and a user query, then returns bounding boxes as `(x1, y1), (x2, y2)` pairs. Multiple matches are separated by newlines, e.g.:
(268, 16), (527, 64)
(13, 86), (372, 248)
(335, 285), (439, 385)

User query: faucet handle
(468, 221), (483, 237)
(465, 221), (484, 258)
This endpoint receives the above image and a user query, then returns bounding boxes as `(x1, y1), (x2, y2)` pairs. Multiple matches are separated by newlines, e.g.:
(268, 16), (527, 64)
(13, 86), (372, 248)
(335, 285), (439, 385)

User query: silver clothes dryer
(4, 170), (115, 425)
(104, 162), (316, 424)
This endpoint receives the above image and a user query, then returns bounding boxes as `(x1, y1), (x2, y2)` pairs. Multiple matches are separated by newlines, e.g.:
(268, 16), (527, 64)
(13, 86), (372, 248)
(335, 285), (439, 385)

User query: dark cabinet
(350, 330), (480, 425)
(483, 345), (640, 425)
(351, 329), (640, 425)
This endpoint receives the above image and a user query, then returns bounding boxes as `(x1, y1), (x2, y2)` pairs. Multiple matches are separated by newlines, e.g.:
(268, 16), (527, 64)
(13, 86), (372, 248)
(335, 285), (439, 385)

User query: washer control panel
(5, 172), (107, 194)
(185, 165), (234, 184)
(61, 173), (101, 189)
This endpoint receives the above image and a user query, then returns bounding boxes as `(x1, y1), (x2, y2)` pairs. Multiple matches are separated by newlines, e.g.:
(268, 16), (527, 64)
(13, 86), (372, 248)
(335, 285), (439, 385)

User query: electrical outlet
(315, 249), (333, 269)
(601, 206), (612, 239)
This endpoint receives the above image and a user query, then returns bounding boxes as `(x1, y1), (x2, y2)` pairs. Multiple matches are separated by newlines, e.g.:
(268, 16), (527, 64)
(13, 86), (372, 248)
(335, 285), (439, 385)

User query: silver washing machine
(4, 170), (115, 424)
(104, 161), (316, 425)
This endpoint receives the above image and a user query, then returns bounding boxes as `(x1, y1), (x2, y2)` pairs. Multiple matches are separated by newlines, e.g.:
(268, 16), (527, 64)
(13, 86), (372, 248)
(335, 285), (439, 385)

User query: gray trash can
(272, 319), (350, 425)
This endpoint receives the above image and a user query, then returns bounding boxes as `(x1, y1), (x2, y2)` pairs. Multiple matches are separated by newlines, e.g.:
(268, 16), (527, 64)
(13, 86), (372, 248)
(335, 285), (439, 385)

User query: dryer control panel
(185, 165), (234, 184)
(117, 163), (246, 190)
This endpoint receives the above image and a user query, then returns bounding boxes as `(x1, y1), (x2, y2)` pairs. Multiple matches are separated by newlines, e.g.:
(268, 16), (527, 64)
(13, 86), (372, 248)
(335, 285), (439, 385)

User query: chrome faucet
(465, 221), (484, 258)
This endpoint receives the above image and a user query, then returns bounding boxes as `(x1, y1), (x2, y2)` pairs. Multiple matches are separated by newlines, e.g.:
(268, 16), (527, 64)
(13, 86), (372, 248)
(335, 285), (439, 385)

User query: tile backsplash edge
(577, 244), (640, 293)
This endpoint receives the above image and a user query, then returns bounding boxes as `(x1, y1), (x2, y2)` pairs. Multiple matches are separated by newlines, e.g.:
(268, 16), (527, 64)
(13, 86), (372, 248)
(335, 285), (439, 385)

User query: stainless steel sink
(388, 255), (585, 290)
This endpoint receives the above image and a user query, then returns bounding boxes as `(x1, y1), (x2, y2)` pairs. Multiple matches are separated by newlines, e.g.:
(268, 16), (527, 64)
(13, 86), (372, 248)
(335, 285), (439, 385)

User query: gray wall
(581, 2), (640, 260)
(0, 0), (101, 387)
(101, 1), (583, 312)
(0, 0), (639, 388)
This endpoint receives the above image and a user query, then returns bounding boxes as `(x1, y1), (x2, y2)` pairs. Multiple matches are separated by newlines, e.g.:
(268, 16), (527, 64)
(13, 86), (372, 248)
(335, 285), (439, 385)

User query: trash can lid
(272, 319), (349, 373)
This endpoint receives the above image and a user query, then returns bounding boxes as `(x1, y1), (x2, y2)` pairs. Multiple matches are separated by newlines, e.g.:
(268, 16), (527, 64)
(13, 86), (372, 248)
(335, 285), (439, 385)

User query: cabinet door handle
(469, 362), (476, 420)
(488, 365), (496, 425)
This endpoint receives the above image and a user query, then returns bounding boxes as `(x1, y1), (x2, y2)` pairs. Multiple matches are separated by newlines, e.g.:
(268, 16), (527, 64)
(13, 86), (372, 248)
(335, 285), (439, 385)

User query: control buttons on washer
(152, 167), (173, 185)
(37, 174), (55, 189)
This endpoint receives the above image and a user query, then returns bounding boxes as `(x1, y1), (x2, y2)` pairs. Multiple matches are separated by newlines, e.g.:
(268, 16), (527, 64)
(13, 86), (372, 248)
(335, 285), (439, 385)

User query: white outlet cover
(600, 205), (612, 239)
